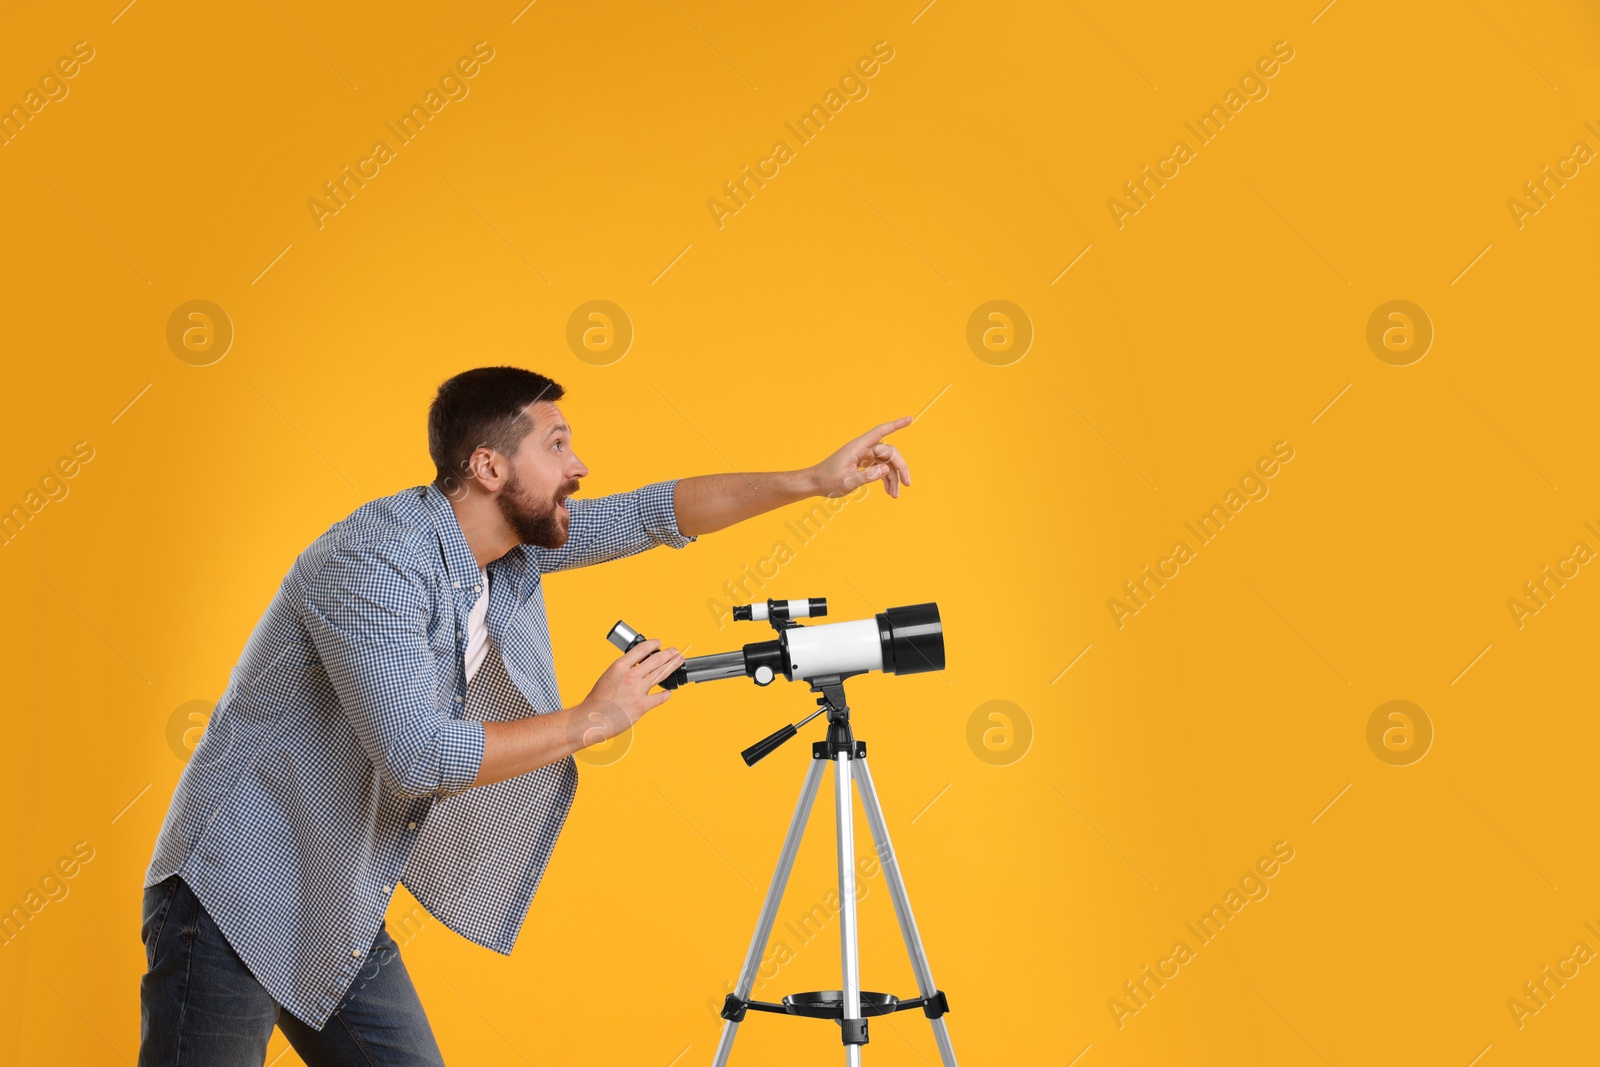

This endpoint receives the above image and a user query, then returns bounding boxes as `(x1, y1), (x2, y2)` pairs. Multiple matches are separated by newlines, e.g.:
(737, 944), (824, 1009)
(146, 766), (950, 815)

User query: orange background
(2, 1), (1599, 1064)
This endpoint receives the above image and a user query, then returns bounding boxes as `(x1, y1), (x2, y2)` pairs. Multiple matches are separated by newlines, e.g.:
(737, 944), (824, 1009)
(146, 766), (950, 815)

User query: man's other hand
(809, 416), (914, 499)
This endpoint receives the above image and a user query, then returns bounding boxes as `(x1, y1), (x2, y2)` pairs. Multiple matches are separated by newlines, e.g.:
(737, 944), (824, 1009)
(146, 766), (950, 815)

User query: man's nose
(569, 450), (590, 479)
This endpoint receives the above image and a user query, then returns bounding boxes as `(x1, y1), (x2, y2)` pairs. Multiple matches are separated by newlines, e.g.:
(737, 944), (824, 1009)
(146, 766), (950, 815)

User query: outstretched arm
(673, 416), (915, 537)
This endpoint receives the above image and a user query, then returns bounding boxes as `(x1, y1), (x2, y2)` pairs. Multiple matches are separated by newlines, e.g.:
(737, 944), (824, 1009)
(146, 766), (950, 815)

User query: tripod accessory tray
(786, 988), (950, 1019)
(721, 987), (951, 1045)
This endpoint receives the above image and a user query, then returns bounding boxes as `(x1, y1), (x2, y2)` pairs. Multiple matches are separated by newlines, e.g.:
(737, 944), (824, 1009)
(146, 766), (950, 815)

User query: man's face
(495, 402), (588, 549)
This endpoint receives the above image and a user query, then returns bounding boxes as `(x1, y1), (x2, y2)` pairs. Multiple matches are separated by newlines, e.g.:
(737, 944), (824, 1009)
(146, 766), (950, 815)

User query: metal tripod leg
(834, 752), (864, 1065)
(711, 757), (827, 1067)
(854, 757), (959, 1066)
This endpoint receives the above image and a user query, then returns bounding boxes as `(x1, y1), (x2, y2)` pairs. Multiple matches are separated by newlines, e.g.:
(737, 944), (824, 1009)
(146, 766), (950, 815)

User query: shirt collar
(420, 484), (534, 602)
(420, 483), (484, 610)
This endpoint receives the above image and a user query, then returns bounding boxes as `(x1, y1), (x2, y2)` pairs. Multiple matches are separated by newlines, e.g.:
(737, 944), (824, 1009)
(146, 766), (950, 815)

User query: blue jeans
(139, 876), (446, 1066)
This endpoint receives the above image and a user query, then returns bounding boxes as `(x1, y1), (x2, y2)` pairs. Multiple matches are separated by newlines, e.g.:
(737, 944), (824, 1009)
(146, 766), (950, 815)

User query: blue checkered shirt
(145, 480), (694, 1029)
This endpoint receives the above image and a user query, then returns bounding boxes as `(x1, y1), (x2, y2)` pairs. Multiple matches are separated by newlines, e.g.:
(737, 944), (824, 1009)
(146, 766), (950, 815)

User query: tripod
(711, 675), (958, 1066)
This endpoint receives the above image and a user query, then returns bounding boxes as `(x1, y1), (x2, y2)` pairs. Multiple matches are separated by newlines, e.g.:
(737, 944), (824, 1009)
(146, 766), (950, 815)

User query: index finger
(857, 415), (914, 446)
(619, 637), (662, 668)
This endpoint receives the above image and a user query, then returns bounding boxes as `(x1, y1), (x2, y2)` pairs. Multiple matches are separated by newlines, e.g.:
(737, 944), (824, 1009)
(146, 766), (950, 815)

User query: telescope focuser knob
(753, 665), (775, 686)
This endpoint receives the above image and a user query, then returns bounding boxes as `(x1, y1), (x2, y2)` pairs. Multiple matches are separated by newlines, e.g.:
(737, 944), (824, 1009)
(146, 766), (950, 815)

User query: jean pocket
(141, 877), (181, 970)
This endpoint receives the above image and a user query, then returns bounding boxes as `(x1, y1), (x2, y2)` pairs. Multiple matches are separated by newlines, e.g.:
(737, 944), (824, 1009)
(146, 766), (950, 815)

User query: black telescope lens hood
(877, 602), (944, 675)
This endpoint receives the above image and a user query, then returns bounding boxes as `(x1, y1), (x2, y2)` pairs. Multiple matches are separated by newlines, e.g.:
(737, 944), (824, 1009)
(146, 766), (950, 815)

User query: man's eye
(553, 440), (565, 452)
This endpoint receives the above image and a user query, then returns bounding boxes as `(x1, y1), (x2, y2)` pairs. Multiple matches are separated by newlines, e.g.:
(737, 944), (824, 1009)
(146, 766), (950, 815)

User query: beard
(496, 466), (575, 549)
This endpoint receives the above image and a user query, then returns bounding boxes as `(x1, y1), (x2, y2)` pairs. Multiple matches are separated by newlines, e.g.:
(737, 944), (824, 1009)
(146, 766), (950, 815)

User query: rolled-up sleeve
(531, 479), (696, 573)
(300, 534), (485, 799)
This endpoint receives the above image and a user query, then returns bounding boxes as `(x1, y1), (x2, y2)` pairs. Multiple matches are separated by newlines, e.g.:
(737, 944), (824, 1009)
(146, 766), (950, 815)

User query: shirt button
(352, 949), (361, 958)
(382, 885), (393, 894)
(453, 581), (460, 589)
(407, 822), (417, 829)
(454, 695), (463, 703)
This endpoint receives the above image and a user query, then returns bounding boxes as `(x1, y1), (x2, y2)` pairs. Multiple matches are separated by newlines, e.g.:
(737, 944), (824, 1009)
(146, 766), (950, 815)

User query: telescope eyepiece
(606, 620), (644, 653)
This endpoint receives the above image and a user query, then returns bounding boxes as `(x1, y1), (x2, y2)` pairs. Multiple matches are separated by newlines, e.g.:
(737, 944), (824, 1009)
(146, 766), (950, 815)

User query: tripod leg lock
(720, 994), (748, 1022)
(840, 1017), (869, 1044)
(921, 990), (951, 1019)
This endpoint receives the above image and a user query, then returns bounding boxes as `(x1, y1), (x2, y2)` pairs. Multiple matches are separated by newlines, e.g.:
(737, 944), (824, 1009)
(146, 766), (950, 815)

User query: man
(139, 366), (913, 1065)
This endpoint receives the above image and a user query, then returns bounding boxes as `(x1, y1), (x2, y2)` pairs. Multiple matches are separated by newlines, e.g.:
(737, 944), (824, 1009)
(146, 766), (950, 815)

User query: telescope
(606, 597), (961, 1062)
(606, 598), (943, 691)
(606, 597), (944, 766)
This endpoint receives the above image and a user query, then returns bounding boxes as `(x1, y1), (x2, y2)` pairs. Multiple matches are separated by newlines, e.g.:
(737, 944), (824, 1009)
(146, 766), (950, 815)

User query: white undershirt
(465, 568), (490, 683)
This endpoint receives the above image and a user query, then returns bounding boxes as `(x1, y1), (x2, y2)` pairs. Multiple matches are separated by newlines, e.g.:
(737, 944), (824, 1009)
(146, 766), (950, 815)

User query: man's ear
(466, 445), (508, 492)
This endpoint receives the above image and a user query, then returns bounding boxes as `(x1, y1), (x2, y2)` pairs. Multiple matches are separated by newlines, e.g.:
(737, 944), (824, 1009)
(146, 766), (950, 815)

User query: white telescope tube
(782, 619), (884, 682)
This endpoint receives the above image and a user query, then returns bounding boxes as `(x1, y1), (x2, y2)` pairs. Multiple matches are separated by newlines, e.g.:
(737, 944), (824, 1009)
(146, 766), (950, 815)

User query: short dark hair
(428, 366), (564, 489)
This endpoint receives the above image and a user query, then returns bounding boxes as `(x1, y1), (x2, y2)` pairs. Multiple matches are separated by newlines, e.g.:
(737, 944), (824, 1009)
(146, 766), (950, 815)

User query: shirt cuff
(640, 479), (697, 550)
(435, 719), (486, 797)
